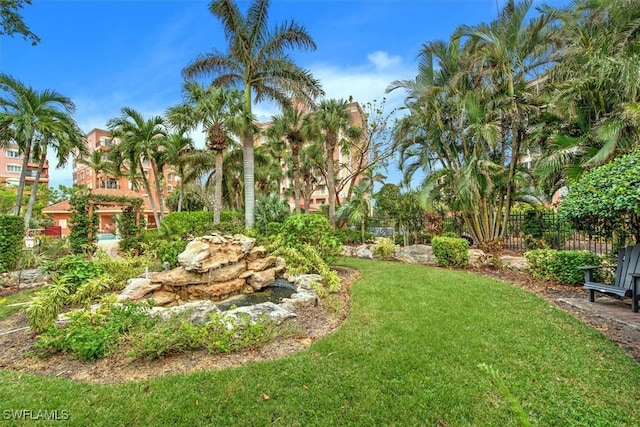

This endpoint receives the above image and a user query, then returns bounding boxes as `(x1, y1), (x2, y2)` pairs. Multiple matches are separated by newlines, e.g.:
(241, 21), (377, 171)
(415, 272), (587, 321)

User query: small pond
(216, 278), (296, 311)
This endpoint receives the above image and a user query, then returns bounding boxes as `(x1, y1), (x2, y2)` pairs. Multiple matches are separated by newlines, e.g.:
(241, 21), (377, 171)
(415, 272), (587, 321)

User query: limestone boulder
(149, 290), (179, 306)
(225, 302), (296, 325)
(292, 274), (323, 290)
(117, 278), (162, 301)
(355, 245), (374, 259)
(149, 300), (221, 324)
(178, 234), (255, 273)
(248, 267), (279, 290)
(342, 245), (356, 257)
(394, 245), (436, 265)
(282, 288), (318, 308)
(152, 261), (246, 286)
(468, 249), (490, 267)
(0, 268), (49, 290)
(187, 278), (246, 300)
(247, 256), (276, 272)
(500, 255), (530, 272)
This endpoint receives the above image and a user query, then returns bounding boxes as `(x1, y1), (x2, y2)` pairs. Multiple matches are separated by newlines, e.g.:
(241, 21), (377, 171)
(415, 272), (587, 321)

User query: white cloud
(367, 51), (402, 70)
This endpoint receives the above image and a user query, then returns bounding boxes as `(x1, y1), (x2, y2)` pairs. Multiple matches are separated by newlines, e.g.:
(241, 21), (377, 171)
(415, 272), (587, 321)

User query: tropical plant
(106, 108), (168, 227)
(267, 107), (307, 213)
(255, 194), (290, 235)
(167, 83), (249, 223)
(388, 0), (562, 248)
(336, 179), (372, 243)
(182, 0), (324, 229)
(303, 98), (361, 226)
(0, 73), (84, 226)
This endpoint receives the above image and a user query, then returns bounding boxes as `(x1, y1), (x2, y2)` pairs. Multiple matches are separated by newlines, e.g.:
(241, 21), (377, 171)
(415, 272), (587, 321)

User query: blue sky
(1, 0), (571, 189)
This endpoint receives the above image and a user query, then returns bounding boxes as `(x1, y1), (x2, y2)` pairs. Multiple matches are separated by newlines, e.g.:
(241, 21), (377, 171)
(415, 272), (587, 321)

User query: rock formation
(118, 234), (286, 307)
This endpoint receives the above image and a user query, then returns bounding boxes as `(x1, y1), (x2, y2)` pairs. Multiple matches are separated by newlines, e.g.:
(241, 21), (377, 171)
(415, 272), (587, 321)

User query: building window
(6, 150), (20, 159)
(6, 179), (19, 187)
(167, 184), (173, 192)
(6, 165), (21, 173)
(167, 173), (174, 181)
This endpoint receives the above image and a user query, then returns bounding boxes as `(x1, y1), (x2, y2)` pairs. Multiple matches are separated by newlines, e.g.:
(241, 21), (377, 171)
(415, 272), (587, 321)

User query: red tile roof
(43, 189), (157, 213)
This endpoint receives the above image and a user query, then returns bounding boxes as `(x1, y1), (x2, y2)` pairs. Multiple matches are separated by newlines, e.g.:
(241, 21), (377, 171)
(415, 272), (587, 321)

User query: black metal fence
(503, 213), (615, 255)
(441, 212), (617, 255)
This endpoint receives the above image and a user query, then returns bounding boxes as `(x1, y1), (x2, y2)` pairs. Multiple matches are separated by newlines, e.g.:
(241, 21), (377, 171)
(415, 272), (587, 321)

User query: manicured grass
(1, 259), (639, 426)
(0, 288), (38, 320)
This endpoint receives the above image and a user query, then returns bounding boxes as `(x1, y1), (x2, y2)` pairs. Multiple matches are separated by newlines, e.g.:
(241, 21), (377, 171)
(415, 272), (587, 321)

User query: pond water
(216, 278), (296, 311)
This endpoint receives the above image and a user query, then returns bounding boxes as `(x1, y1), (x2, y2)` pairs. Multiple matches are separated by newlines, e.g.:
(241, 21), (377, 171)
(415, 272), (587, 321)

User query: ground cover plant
(1, 259), (639, 426)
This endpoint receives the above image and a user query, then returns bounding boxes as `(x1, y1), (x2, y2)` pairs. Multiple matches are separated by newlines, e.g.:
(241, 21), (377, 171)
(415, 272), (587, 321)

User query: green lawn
(1, 258), (639, 426)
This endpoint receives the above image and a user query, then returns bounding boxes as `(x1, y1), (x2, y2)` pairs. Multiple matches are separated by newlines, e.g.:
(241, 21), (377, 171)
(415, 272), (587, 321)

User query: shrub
(525, 249), (603, 285)
(159, 211), (214, 239)
(278, 214), (341, 263)
(372, 237), (398, 260)
(44, 255), (105, 290)
(431, 236), (469, 268)
(0, 215), (24, 272)
(26, 277), (74, 332)
(34, 298), (153, 361)
(126, 311), (279, 360)
(441, 231), (458, 239)
(255, 195), (290, 235)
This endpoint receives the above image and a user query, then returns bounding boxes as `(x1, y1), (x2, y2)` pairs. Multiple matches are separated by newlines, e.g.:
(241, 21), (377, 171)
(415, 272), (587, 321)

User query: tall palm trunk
(23, 148), (46, 228)
(326, 132), (337, 227)
(214, 151), (224, 224)
(242, 133), (255, 228)
(138, 159), (161, 228)
(292, 144), (301, 214)
(14, 132), (34, 216)
(150, 160), (165, 221)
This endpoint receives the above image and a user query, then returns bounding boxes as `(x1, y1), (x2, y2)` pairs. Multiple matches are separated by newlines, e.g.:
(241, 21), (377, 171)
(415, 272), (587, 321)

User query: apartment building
(0, 144), (49, 188)
(73, 128), (180, 196)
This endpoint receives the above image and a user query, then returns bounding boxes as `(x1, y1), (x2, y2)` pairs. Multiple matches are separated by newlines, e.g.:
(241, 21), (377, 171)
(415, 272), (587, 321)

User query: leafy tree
(266, 107), (306, 213)
(167, 83), (249, 223)
(336, 179), (372, 243)
(107, 108), (168, 227)
(559, 150), (640, 243)
(0, 0), (39, 45)
(255, 194), (289, 235)
(303, 98), (361, 227)
(535, 0), (640, 195)
(182, 0), (324, 229)
(0, 74), (83, 226)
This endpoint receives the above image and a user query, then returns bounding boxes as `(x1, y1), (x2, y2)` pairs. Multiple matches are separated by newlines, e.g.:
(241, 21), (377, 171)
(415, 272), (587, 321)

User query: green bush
(278, 214), (341, 263)
(441, 231), (458, 239)
(159, 211), (214, 238)
(0, 215), (24, 272)
(126, 311), (278, 360)
(431, 237), (469, 268)
(372, 237), (398, 260)
(525, 249), (602, 285)
(44, 255), (105, 290)
(34, 298), (153, 361)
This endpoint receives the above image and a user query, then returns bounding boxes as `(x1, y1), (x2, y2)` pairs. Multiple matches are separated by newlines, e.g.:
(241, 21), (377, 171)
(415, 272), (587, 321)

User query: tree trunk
(292, 144), (301, 214)
(14, 134), (34, 216)
(23, 149), (46, 228)
(138, 159), (161, 228)
(242, 132), (255, 229)
(151, 160), (165, 222)
(213, 151), (223, 224)
(326, 132), (337, 227)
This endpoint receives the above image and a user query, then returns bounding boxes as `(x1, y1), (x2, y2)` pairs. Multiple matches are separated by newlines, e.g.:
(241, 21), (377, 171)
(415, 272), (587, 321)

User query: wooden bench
(579, 244), (640, 313)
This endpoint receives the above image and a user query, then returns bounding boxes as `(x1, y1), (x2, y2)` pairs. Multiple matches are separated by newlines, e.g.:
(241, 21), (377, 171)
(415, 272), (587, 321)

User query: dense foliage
(431, 237), (470, 268)
(559, 151), (640, 243)
(525, 249), (603, 285)
(0, 215), (24, 272)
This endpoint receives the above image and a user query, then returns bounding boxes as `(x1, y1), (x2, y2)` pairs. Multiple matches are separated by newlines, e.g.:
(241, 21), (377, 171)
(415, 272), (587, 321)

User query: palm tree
(166, 82), (249, 223)
(0, 74), (80, 221)
(535, 0), (640, 193)
(106, 108), (168, 227)
(304, 99), (358, 226)
(266, 106), (307, 213)
(182, 0), (324, 229)
(161, 129), (196, 212)
(76, 150), (115, 190)
(24, 121), (85, 227)
(336, 179), (372, 243)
